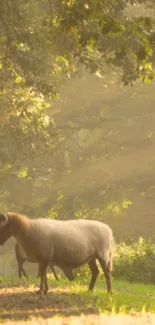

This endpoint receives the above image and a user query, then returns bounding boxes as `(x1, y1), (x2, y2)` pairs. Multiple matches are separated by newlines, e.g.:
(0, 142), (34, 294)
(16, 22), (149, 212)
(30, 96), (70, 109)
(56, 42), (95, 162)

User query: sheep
(0, 212), (114, 295)
(15, 241), (75, 281)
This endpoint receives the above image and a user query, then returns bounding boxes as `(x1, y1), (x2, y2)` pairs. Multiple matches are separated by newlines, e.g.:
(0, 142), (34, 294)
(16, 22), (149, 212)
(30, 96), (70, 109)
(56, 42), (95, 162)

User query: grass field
(0, 277), (155, 324)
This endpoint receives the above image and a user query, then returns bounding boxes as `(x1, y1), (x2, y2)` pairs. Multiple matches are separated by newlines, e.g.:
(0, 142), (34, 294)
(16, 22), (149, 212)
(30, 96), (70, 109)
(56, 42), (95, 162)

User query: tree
(0, 0), (155, 238)
(55, 0), (155, 85)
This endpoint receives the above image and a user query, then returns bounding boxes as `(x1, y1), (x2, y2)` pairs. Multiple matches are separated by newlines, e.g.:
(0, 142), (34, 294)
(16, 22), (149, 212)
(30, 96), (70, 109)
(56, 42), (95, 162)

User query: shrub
(113, 237), (155, 284)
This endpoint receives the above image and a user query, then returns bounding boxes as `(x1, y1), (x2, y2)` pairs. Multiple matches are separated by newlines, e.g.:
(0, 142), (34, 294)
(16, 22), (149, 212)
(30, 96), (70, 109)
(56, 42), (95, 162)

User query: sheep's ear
(0, 214), (8, 229)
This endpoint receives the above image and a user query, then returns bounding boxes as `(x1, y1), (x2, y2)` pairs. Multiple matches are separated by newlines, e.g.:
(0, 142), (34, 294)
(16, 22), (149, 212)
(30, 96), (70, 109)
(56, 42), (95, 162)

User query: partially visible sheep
(15, 241), (58, 279)
(15, 241), (74, 281)
(0, 212), (114, 295)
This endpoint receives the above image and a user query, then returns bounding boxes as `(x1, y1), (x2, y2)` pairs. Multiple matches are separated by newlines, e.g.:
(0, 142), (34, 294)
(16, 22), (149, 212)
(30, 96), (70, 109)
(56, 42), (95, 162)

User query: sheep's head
(61, 266), (75, 281)
(0, 213), (10, 245)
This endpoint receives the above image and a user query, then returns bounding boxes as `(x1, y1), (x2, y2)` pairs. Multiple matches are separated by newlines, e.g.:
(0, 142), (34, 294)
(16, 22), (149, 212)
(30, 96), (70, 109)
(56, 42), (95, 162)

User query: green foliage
(58, 0), (155, 85)
(105, 199), (132, 216)
(47, 191), (64, 219)
(113, 237), (155, 284)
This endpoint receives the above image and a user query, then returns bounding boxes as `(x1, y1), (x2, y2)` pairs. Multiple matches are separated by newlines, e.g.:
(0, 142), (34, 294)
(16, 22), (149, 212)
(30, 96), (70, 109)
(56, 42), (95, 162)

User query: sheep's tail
(101, 229), (115, 272)
(106, 231), (115, 272)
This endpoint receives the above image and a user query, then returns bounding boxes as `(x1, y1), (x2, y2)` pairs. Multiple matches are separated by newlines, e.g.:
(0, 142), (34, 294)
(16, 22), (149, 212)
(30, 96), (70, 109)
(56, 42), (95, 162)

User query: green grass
(59, 278), (155, 314)
(0, 276), (155, 320)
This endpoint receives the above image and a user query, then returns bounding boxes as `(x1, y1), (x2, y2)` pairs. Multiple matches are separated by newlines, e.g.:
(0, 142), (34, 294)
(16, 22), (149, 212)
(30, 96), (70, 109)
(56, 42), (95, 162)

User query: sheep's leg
(50, 265), (59, 281)
(37, 263), (45, 294)
(21, 265), (28, 278)
(36, 261), (48, 295)
(18, 264), (22, 278)
(98, 258), (112, 293)
(44, 270), (49, 294)
(18, 263), (28, 278)
(88, 260), (99, 291)
(37, 265), (41, 277)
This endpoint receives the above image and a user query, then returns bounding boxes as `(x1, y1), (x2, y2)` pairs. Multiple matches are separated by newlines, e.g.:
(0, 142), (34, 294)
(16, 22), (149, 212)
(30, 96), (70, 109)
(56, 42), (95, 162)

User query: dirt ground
(0, 284), (99, 322)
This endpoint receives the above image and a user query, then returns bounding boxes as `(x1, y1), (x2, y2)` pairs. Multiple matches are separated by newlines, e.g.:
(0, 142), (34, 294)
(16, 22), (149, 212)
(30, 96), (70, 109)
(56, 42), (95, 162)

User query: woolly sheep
(0, 212), (114, 294)
(15, 241), (75, 281)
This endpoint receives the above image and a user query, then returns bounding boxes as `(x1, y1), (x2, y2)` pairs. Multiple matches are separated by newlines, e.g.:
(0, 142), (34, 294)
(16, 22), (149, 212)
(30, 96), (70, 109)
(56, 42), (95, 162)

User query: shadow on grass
(1, 278), (154, 321)
(0, 286), (100, 321)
